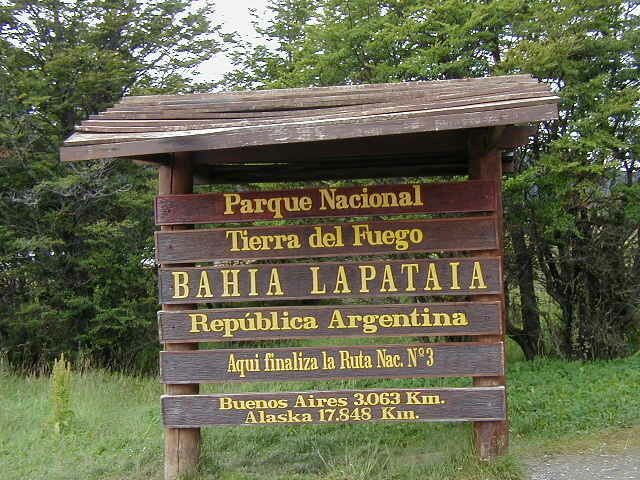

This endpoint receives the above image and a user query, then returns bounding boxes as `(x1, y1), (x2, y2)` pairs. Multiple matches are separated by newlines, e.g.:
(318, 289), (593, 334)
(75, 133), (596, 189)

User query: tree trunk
(509, 224), (542, 359)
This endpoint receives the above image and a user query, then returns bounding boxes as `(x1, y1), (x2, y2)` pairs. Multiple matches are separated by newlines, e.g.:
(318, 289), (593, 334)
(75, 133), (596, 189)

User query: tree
(0, 0), (220, 371)
(223, 0), (640, 359)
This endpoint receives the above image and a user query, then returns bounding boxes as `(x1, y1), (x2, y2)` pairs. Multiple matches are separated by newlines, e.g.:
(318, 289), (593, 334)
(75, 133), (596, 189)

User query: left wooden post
(159, 152), (201, 479)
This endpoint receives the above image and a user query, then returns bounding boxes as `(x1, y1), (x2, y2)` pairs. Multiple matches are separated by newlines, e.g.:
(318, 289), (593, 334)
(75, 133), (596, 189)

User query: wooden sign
(158, 257), (502, 304)
(162, 386), (506, 427)
(155, 180), (497, 225)
(158, 301), (502, 343)
(155, 216), (498, 263)
(160, 342), (504, 383)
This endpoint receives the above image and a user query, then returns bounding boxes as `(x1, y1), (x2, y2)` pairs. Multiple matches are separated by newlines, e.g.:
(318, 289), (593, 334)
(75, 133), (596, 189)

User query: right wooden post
(469, 129), (509, 459)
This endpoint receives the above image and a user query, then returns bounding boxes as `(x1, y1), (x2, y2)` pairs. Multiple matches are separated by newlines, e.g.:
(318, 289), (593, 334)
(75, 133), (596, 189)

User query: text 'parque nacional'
(154, 180), (497, 225)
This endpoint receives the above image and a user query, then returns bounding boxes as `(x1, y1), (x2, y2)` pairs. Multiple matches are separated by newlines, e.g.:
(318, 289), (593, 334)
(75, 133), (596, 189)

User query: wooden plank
(120, 74), (537, 104)
(469, 132), (509, 460)
(89, 86), (548, 128)
(192, 157), (469, 184)
(96, 88), (549, 123)
(158, 154), (200, 480)
(158, 301), (502, 343)
(155, 180), (496, 225)
(160, 342), (505, 383)
(155, 216), (498, 263)
(63, 97), (558, 146)
(60, 102), (559, 162)
(190, 130), (468, 165)
(158, 257), (502, 304)
(161, 386), (506, 427)
(117, 75), (541, 108)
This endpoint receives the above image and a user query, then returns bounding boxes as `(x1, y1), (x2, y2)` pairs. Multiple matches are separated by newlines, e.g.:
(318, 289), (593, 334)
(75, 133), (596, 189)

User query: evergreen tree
(0, 0), (220, 370)
(224, 0), (639, 359)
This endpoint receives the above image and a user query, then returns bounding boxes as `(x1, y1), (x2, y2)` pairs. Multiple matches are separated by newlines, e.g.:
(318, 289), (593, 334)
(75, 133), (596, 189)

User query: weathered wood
(120, 74), (539, 104)
(156, 216), (498, 263)
(192, 157), (469, 184)
(60, 102), (559, 161)
(113, 77), (545, 107)
(161, 386), (506, 427)
(160, 342), (505, 384)
(159, 154), (200, 480)
(87, 89), (550, 127)
(469, 132), (509, 460)
(155, 180), (496, 225)
(158, 257), (502, 304)
(158, 301), (502, 343)
(65, 97), (558, 146)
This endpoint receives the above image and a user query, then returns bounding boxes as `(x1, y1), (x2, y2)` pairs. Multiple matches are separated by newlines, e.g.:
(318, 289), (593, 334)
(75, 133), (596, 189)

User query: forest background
(0, 0), (638, 373)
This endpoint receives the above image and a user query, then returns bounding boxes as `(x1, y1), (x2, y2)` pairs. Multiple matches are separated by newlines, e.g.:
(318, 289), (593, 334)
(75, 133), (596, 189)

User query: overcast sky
(196, 0), (270, 82)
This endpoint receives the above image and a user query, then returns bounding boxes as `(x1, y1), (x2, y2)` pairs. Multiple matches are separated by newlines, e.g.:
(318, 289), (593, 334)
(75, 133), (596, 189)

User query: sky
(197, 0), (270, 82)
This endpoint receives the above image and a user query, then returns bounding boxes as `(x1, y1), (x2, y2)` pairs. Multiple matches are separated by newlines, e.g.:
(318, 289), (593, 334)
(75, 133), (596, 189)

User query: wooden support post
(469, 131), (509, 460)
(159, 152), (201, 479)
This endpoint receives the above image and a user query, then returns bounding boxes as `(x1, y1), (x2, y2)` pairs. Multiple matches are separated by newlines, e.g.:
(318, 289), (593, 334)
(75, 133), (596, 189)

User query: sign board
(160, 342), (504, 383)
(155, 216), (498, 263)
(155, 180), (497, 224)
(159, 257), (502, 304)
(162, 386), (506, 427)
(155, 179), (506, 462)
(157, 301), (502, 343)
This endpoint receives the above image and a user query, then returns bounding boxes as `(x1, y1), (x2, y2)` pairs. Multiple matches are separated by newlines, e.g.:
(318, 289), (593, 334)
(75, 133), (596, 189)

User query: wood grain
(155, 180), (496, 225)
(157, 301), (502, 343)
(160, 342), (505, 383)
(155, 216), (498, 263)
(158, 257), (503, 304)
(161, 386), (506, 427)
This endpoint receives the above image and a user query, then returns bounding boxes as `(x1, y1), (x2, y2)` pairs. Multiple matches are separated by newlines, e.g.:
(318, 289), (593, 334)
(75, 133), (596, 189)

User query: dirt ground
(525, 426), (640, 480)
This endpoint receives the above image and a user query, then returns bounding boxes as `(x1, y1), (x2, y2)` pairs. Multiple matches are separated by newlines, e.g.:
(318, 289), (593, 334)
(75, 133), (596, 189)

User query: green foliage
(0, 1), (220, 371)
(1, 357), (639, 479)
(51, 353), (73, 433)
(224, 0), (640, 360)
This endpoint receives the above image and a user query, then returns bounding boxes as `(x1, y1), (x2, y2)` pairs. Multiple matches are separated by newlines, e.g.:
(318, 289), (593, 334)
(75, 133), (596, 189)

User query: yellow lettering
(171, 271), (189, 299)
(221, 269), (240, 297)
(469, 261), (487, 289)
(266, 268), (284, 296)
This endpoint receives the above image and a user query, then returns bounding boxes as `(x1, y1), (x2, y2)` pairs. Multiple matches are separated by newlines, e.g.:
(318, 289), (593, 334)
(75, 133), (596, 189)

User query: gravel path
(527, 451), (640, 480)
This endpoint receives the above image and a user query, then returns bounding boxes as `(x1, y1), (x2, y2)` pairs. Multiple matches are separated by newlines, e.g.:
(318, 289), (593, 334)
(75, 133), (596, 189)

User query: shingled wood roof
(60, 75), (558, 181)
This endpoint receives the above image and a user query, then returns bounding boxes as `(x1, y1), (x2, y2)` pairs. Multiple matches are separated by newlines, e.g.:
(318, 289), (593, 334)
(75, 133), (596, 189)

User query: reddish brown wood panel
(158, 257), (502, 304)
(159, 342), (504, 384)
(158, 301), (502, 343)
(161, 386), (506, 427)
(155, 180), (497, 225)
(155, 216), (498, 263)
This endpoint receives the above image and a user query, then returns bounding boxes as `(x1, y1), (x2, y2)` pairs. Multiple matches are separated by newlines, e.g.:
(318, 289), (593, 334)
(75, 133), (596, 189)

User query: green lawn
(1, 352), (639, 480)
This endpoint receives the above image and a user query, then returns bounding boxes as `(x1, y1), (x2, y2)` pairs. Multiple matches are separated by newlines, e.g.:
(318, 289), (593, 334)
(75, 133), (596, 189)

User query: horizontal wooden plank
(192, 157), (469, 184)
(161, 386), (506, 427)
(158, 301), (502, 343)
(60, 101), (559, 161)
(155, 216), (498, 263)
(64, 97), (558, 146)
(155, 180), (496, 225)
(160, 342), (505, 383)
(122, 74), (537, 104)
(86, 86), (548, 130)
(158, 257), (503, 304)
(94, 88), (550, 124)
(117, 75), (541, 109)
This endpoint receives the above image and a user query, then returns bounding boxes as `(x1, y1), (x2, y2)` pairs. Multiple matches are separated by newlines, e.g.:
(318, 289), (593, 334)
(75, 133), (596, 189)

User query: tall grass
(0, 355), (638, 479)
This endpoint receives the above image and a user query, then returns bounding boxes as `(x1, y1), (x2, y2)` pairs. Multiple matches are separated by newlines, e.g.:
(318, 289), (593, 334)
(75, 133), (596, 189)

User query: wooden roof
(60, 75), (558, 182)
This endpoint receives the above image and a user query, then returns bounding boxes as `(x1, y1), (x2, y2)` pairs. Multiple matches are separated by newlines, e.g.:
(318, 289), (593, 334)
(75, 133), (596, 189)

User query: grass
(1, 351), (639, 480)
